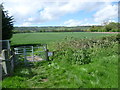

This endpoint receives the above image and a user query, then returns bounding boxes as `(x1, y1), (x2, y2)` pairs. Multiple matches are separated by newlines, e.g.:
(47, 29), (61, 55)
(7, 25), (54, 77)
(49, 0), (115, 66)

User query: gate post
(23, 46), (27, 65)
(1, 50), (8, 75)
(45, 49), (49, 61)
(32, 46), (34, 61)
(2, 49), (12, 75)
(44, 44), (49, 61)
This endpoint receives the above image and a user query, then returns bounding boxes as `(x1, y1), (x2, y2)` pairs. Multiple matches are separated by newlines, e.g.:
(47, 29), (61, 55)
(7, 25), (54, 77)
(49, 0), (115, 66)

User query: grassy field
(10, 32), (117, 46)
(2, 32), (118, 88)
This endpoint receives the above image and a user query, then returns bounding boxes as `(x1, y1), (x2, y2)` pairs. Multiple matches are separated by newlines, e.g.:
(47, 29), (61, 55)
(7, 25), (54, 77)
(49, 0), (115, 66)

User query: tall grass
(2, 35), (119, 88)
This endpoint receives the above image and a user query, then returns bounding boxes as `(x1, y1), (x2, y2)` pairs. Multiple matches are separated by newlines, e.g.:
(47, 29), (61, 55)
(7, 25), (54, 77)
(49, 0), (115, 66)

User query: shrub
(1, 4), (14, 40)
(52, 35), (118, 65)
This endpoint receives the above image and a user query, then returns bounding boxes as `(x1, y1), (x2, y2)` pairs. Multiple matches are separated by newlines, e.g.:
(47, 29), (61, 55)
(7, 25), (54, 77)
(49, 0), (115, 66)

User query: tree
(88, 22), (118, 32)
(105, 22), (118, 32)
(1, 4), (14, 40)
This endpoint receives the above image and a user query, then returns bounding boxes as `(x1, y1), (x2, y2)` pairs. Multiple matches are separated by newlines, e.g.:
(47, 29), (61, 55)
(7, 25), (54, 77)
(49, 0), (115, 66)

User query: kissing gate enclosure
(14, 44), (48, 63)
(0, 41), (51, 77)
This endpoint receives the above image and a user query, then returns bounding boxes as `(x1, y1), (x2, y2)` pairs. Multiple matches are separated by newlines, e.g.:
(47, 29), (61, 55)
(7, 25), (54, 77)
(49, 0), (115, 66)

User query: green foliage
(13, 26), (91, 33)
(2, 35), (118, 88)
(52, 35), (118, 65)
(1, 4), (14, 40)
(88, 22), (119, 32)
(105, 22), (118, 32)
(89, 26), (103, 32)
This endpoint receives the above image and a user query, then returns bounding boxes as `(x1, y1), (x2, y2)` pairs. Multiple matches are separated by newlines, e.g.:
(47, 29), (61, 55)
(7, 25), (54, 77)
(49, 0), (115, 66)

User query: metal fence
(14, 44), (49, 65)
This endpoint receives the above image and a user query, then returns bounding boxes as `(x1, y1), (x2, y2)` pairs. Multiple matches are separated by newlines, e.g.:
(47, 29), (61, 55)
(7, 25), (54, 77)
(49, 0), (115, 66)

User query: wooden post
(0, 64), (2, 81)
(32, 46), (34, 61)
(0, 5), (2, 41)
(1, 50), (8, 75)
(23, 46), (27, 65)
(4, 50), (11, 75)
(44, 44), (49, 61)
(45, 49), (49, 61)
(14, 48), (19, 65)
(10, 51), (14, 73)
(7, 40), (10, 49)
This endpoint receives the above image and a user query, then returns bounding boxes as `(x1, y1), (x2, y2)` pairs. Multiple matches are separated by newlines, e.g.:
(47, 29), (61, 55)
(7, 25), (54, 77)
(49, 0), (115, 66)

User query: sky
(0, 0), (119, 27)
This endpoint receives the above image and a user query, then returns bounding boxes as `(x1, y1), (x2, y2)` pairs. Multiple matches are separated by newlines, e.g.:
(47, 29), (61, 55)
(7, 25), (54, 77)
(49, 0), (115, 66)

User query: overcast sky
(1, 0), (119, 26)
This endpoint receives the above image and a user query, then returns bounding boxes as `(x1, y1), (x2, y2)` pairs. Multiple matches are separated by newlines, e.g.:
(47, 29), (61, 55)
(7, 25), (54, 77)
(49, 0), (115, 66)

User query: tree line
(88, 22), (119, 32)
(13, 22), (119, 33)
(13, 26), (91, 33)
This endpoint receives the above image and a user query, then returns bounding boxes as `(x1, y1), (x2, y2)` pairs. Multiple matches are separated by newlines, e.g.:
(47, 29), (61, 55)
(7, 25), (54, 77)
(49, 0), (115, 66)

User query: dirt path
(91, 32), (120, 34)
(27, 56), (44, 62)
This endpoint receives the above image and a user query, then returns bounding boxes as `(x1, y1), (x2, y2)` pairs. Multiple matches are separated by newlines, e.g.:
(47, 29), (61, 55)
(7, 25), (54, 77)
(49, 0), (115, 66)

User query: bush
(52, 35), (118, 65)
(88, 22), (119, 32)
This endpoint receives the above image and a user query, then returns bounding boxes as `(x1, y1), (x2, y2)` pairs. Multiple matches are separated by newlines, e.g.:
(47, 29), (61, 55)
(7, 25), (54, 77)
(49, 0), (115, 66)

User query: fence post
(44, 44), (49, 61)
(1, 50), (8, 75)
(10, 51), (14, 74)
(14, 51), (19, 65)
(23, 46), (27, 65)
(32, 46), (34, 61)
(5, 50), (12, 75)
(45, 49), (49, 61)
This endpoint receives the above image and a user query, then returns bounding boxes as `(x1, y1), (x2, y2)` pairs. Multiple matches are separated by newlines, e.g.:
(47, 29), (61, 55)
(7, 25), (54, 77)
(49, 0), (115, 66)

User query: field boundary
(91, 32), (120, 34)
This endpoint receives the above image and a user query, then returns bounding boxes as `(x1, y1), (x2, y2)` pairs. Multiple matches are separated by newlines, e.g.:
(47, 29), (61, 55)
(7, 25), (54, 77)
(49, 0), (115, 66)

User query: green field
(2, 32), (118, 88)
(10, 32), (117, 46)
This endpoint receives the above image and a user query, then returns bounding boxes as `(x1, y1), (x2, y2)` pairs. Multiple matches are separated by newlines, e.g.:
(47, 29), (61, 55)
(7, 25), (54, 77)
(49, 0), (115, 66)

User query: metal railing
(14, 45), (49, 64)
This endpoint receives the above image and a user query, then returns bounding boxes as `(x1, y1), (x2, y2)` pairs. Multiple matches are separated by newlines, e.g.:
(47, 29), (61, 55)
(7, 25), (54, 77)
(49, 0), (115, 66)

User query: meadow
(10, 32), (117, 46)
(2, 32), (119, 88)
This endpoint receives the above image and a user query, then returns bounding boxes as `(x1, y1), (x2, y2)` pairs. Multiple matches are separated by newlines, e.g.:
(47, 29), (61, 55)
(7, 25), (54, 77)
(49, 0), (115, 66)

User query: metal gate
(14, 44), (48, 64)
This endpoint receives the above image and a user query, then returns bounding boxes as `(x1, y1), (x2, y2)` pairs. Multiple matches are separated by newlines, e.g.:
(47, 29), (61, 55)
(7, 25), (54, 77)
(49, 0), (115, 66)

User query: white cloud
(94, 4), (118, 23)
(80, 23), (101, 26)
(1, 0), (118, 26)
(27, 17), (35, 22)
(64, 19), (81, 26)
(20, 22), (34, 27)
(63, 18), (101, 26)
(21, 22), (32, 26)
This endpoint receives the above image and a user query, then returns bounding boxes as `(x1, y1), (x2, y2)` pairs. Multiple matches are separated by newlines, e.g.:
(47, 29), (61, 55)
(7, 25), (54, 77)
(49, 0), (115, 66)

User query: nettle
(52, 35), (118, 65)
(53, 47), (92, 65)
(69, 48), (91, 65)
